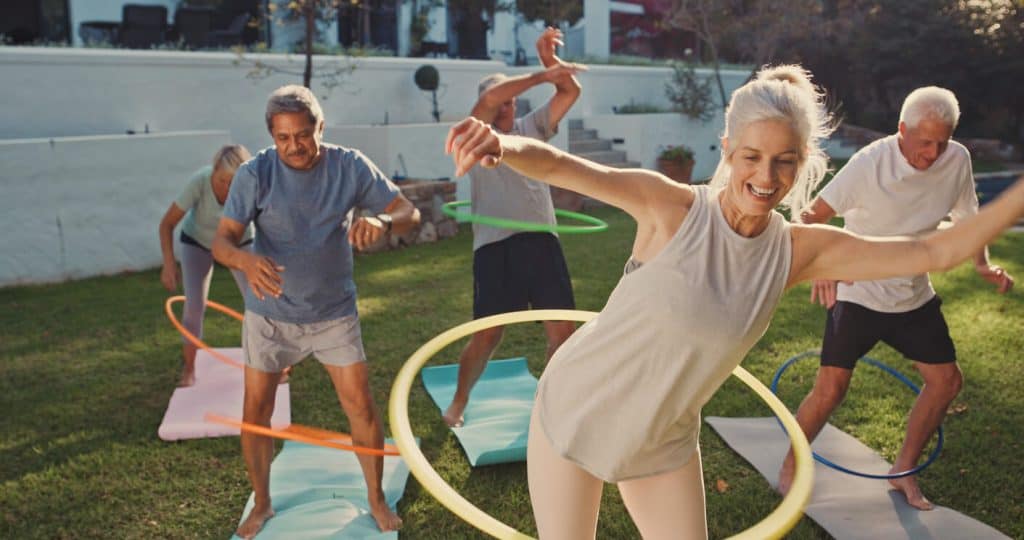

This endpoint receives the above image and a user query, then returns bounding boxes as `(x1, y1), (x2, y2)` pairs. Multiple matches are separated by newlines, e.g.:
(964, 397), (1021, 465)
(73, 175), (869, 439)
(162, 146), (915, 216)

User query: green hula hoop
(441, 200), (609, 234)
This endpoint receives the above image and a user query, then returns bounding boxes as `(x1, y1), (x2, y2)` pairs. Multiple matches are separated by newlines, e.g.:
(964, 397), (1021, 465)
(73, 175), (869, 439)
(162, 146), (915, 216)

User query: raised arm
(534, 27), (582, 128)
(789, 175), (1024, 287)
(470, 64), (584, 126)
(446, 117), (689, 221)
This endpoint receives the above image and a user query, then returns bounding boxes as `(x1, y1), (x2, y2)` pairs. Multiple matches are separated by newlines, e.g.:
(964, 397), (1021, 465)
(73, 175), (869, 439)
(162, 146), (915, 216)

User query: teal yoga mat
(421, 357), (536, 466)
(231, 439), (414, 539)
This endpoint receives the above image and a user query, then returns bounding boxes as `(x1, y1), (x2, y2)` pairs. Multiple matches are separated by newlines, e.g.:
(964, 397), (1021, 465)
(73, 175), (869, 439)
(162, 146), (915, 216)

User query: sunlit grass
(2, 202), (1022, 538)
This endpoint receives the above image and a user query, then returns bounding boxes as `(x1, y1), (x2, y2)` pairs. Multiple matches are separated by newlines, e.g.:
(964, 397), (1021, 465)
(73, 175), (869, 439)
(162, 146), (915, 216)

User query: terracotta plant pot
(656, 158), (694, 184)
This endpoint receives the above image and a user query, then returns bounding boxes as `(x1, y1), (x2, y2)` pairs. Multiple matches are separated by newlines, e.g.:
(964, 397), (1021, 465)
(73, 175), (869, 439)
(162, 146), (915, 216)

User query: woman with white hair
(158, 144), (253, 386)
(445, 65), (1024, 537)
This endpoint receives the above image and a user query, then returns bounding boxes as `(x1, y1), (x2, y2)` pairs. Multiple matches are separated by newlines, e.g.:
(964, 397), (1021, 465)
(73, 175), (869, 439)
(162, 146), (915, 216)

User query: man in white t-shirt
(442, 28), (585, 427)
(778, 87), (1014, 509)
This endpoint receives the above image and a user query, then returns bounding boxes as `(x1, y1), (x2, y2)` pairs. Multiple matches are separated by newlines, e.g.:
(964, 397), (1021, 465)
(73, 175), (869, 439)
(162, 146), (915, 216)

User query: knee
(813, 372), (851, 405)
(342, 394), (378, 425)
(474, 327), (504, 350)
(927, 365), (963, 400)
(243, 395), (275, 422)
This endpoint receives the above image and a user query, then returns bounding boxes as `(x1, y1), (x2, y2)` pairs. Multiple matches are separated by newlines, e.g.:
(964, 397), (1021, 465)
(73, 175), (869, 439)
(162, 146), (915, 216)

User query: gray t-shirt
(174, 165), (253, 249)
(223, 145), (399, 323)
(470, 103), (558, 250)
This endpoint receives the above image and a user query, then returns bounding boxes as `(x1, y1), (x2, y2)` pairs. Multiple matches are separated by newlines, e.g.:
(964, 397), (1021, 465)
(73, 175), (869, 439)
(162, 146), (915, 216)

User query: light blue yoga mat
(421, 357), (536, 466)
(231, 438), (414, 539)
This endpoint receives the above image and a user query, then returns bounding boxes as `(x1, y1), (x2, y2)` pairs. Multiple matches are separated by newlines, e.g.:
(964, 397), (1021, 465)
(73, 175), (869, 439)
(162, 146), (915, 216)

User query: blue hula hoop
(770, 350), (944, 479)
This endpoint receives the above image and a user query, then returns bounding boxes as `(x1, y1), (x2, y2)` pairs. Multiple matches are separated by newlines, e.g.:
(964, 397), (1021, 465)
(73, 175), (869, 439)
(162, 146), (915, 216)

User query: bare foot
(777, 457), (795, 495)
(442, 399), (466, 428)
(236, 505), (275, 538)
(888, 472), (934, 510)
(177, 368), (196, 387)
(370, 498), (402, 531)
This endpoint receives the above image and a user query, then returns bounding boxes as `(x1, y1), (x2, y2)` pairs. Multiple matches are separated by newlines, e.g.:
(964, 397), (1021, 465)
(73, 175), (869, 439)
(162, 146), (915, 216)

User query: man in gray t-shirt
(213, 85), (419, 538)
(442, 27), (585, 428)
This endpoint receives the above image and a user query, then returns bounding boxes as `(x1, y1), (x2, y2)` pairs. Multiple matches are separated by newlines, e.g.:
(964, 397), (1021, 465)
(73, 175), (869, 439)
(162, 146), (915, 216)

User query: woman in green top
(158, 145), (252, 386)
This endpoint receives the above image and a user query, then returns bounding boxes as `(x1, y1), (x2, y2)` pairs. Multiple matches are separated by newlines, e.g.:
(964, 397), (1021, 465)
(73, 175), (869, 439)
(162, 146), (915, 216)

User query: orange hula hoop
(205, 414), (400, 456)
(164, 295), (246, 369)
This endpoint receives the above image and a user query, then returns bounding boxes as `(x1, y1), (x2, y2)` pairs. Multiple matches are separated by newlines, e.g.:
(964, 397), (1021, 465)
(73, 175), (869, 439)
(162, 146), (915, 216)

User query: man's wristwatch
(376, 213), (393, 233)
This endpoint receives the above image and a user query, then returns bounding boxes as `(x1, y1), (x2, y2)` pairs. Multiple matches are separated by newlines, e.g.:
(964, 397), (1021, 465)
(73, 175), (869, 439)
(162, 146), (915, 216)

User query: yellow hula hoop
(388, 309), (814, 540)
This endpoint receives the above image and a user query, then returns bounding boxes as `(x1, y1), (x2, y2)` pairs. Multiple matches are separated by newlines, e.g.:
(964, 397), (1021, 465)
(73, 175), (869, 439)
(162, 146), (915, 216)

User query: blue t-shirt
(223, 144), (399, 323)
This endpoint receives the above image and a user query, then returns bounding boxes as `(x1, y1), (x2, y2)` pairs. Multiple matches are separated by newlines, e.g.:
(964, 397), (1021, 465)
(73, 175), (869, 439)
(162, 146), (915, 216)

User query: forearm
(389, 200), (421, 235)
(973, 245), (991, 268)
(478, 72), (546, 110)
(159, 224), (177, 266)
(924, 178), (1024, 271)
(212, 234), (248, 271)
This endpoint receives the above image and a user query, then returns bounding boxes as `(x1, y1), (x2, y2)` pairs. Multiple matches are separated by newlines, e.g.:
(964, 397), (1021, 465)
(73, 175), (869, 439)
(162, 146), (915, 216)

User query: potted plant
(656, 144), (695, 184)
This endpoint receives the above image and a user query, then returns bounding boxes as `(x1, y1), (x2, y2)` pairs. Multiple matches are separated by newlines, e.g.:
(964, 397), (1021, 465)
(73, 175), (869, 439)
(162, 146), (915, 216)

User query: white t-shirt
(819, 134), (978, 313)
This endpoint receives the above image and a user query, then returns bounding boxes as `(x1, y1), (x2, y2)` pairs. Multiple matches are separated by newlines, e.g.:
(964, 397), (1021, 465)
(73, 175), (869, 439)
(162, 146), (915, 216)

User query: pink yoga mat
(158, 348), (291, 441)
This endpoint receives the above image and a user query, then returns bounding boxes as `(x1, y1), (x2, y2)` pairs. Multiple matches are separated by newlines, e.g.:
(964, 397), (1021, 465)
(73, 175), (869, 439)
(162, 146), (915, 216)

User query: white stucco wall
(0, 46), (746, 286)
(0, 130), (231, 287)
(0, 47), (506, 154)
(585, 113), (723, 181)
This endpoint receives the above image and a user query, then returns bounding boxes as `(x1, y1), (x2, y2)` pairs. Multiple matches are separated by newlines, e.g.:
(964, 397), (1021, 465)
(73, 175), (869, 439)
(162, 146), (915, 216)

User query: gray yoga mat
(705, 416), (1011, 540)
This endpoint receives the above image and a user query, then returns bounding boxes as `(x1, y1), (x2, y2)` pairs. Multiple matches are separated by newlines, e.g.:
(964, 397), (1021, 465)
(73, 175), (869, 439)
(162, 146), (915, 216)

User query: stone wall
(357, 179), (460, 253)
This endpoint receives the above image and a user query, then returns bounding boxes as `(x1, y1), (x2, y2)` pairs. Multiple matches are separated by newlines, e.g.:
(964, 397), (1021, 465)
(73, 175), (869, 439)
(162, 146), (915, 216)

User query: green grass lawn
(2, 204), (1022, 539)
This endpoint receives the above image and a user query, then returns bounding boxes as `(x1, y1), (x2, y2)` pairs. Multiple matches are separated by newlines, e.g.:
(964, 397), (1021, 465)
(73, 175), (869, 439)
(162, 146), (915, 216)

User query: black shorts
(473, 232), (575, 319)
(821, 296), (956, 369)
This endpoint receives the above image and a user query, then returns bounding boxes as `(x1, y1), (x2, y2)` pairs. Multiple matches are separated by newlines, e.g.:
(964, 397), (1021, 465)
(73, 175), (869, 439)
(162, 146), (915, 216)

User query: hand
(977, 264), (1014, 294)
(348, 216), (386, 251)
(446, 117), (503, 177)
(536, 27), (564, 64)
(541, 61), (587, 84)
(239, 252), (284, 301)
(809, 280), (839, 308)
(160, 262), (180, 292)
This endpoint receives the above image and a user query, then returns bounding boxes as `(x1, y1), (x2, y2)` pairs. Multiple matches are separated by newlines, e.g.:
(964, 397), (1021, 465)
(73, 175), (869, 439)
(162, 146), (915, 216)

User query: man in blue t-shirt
(213, 85), (419, 538)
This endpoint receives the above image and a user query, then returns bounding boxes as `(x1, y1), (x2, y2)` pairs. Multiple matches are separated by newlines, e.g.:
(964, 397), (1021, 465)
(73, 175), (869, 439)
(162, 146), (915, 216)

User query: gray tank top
(535, 185), (792, 482)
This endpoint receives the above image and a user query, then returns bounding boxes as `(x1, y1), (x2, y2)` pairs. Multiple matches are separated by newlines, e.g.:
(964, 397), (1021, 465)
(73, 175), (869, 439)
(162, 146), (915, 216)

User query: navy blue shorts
(472, 232), (575, 319)
(821, 296), (957, 369)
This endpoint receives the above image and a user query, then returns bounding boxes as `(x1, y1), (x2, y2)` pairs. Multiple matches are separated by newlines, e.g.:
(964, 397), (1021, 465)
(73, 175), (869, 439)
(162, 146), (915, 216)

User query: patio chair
(207, 13), (250, 48)
(120, 4), (168, 49)
(173, 6), (213, 49)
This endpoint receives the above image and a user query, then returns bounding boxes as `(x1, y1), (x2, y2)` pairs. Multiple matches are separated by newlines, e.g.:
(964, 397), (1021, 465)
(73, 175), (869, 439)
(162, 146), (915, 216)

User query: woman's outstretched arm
(446, 117), (690, 221)
(789, 175), (1024, 287)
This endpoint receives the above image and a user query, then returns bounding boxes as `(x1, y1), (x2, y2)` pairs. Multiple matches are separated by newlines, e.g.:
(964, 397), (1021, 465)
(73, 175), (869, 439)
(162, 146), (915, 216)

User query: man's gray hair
(478, 73), (508, 96)
(899, 86), (960, 129)
(265, 85), (324, 132)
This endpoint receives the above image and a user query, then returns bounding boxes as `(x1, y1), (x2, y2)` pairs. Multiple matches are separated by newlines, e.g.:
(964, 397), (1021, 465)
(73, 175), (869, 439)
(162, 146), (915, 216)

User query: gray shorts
(242, 311), (367, 373)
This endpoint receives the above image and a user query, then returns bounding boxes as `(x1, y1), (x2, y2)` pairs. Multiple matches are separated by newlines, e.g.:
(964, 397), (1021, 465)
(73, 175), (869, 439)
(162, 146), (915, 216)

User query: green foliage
(613, 101), (670, 114)
(516, 0), (583, 28)
(658, 144), (695, 163)
(665, 58), (716, 122)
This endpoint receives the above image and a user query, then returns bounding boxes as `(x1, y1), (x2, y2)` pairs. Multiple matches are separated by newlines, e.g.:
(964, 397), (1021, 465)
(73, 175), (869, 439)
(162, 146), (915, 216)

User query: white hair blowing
(709, 64), (835, 214)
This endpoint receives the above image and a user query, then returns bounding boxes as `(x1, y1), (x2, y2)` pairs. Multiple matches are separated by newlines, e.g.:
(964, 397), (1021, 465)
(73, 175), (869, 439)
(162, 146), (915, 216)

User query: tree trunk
(303, 3), (314, 88)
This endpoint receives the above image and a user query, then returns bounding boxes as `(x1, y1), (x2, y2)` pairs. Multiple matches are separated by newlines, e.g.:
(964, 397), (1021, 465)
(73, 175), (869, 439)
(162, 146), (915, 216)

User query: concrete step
(569, 128), (598, 141)
(569, 138), (612, 153)
(577, 149), (628, 164)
